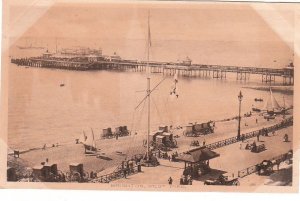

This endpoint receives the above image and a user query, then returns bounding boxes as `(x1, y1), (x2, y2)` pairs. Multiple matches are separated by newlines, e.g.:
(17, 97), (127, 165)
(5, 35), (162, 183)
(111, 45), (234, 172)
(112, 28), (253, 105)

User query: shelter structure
(177, 147), (220, 178)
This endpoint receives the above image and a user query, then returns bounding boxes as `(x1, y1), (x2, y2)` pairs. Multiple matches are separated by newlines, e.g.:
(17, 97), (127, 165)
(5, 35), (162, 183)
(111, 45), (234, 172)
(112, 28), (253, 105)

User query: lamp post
(237, 91), (243, 140)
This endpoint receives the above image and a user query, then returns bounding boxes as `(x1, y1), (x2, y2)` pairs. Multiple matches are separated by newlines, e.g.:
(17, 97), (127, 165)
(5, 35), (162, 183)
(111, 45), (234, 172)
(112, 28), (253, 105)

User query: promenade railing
(237, 151), (293, 178)
(91, 164), (140, 183)
(206, 116), (293, 151)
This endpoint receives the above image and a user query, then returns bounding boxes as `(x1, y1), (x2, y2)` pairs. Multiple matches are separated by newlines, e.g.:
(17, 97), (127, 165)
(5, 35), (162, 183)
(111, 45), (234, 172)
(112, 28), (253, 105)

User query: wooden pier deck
(11, 57), (294, 85)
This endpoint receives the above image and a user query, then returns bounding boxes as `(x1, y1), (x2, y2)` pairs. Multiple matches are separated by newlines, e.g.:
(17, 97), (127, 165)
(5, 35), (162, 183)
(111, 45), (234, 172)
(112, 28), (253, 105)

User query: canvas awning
(177, 147), (220, 163)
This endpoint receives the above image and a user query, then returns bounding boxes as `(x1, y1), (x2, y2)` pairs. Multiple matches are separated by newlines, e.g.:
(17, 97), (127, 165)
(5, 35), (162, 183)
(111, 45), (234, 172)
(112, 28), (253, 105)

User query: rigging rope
(135, 77), (167, 110)
(124, 94), (147, 158)
(163, 93), (174, 127)
(151, 95), (163, 125)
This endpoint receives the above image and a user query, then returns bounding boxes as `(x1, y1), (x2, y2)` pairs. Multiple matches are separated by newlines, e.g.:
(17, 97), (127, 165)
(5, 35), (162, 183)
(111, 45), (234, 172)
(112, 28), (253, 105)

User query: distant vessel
(254, 98), (263, 102)
(81, 129), (98, 155)
(261, 88), (283, 114)
(17, 45), (45, 50)
(17, 39), (45, 50)
(60, 83), (65, 87)
(252, 107), (261, 112)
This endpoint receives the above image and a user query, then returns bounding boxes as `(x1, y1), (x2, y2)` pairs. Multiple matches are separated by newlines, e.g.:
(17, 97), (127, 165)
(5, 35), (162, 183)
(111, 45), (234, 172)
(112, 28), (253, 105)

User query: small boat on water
(254, 98), (263, 102)
(60, 83), (65, 87)
(252, 107), (261, 112)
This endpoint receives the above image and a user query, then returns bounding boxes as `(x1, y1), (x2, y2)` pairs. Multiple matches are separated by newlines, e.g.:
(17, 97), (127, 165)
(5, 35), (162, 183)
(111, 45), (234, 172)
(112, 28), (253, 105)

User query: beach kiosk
(177, 147), (220, 179)
(66, 163), (87, 182)
(32, 165), (45, 180)
(43, 163), (58, 176)
(102, 127), (113, 139)
(159, 125), (168, 132)
(69, 163), (84, 177)
(7, 167), (17, 181)
(32, 163), (58, 182)
(162, 132), (173, 142)
(149, 131), (162, 144)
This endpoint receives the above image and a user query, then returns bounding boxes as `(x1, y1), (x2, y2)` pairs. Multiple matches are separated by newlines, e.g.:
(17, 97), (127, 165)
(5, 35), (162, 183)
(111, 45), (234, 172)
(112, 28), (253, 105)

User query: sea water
(7, 64), (293, 150)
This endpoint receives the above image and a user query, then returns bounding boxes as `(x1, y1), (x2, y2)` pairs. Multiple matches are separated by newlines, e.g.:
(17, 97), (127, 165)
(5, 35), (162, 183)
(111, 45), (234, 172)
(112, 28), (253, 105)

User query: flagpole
(147, 77), (150, 161)
(146, 11), (150, 161)
(147, 11), (150, 68)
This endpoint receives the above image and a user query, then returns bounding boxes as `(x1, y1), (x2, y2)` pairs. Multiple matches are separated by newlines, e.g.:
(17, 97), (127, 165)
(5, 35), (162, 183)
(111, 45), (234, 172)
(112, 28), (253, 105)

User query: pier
(11, 57), (294, 85)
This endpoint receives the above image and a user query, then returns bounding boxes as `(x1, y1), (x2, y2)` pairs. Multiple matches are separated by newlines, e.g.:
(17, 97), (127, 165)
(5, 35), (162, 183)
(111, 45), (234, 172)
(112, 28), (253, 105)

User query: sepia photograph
(1, 0), (299, 192)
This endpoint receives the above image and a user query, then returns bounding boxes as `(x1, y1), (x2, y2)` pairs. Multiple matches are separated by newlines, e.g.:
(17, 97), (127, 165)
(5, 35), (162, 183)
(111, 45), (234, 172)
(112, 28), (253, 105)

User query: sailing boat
(17, 38), (45, 50)
(82, 129), (98, 155)
(262, 88), (283, 115)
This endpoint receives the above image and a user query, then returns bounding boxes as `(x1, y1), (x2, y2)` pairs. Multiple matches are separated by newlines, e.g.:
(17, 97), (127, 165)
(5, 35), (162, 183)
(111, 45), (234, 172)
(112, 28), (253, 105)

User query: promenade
(113, 125), (292, 186)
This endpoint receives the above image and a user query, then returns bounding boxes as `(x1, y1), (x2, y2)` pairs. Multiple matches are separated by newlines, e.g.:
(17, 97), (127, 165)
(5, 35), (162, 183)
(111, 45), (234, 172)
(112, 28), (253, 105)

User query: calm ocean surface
(8, 63), (293, 150)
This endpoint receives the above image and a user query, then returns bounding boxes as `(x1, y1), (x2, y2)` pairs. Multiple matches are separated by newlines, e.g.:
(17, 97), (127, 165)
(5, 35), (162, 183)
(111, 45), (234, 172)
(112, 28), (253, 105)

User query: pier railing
(11, 57), (294, 85)
(206, 116), (293, 151)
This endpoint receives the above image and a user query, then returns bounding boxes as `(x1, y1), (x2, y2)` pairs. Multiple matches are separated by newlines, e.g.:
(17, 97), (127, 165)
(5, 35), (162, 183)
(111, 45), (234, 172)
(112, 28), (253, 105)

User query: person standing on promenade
(123, 168), (127, 178)
(241, 134), (245, 142)
(257, 132), (260, 142)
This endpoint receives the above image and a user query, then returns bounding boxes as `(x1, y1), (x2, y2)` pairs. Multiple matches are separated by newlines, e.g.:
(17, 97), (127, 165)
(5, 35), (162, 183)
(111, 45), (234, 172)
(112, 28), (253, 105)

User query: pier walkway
(11, 57), (294, 85)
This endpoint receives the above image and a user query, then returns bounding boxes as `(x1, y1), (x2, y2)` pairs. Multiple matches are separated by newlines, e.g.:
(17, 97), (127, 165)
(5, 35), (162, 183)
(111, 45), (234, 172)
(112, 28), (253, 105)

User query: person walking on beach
(256, 118), (258, 124)
(203, 139), (206, 146)
(168, 177), (173, 185)
(42, 144), (46, 150)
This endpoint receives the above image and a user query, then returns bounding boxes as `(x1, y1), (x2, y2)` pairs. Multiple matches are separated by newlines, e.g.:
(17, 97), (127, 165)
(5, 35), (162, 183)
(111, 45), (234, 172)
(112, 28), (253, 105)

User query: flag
(170, 70), (179, 98)
(148, 11), (151, 48)
(174, 71), (178, 83)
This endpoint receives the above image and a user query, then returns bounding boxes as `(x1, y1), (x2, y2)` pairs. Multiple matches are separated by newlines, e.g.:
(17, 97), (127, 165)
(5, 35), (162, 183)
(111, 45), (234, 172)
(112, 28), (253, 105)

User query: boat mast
(283, 95), (286, 116)
(91, 128), (96, 149)
(146, 11), (151, 160)
(56, 38), (58, 53)
(147, 77), (150, 160)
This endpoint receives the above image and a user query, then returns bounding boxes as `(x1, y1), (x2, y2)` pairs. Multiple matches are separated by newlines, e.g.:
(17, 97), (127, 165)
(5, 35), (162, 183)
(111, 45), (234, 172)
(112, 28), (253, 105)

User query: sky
(8, 2), (296, 67)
